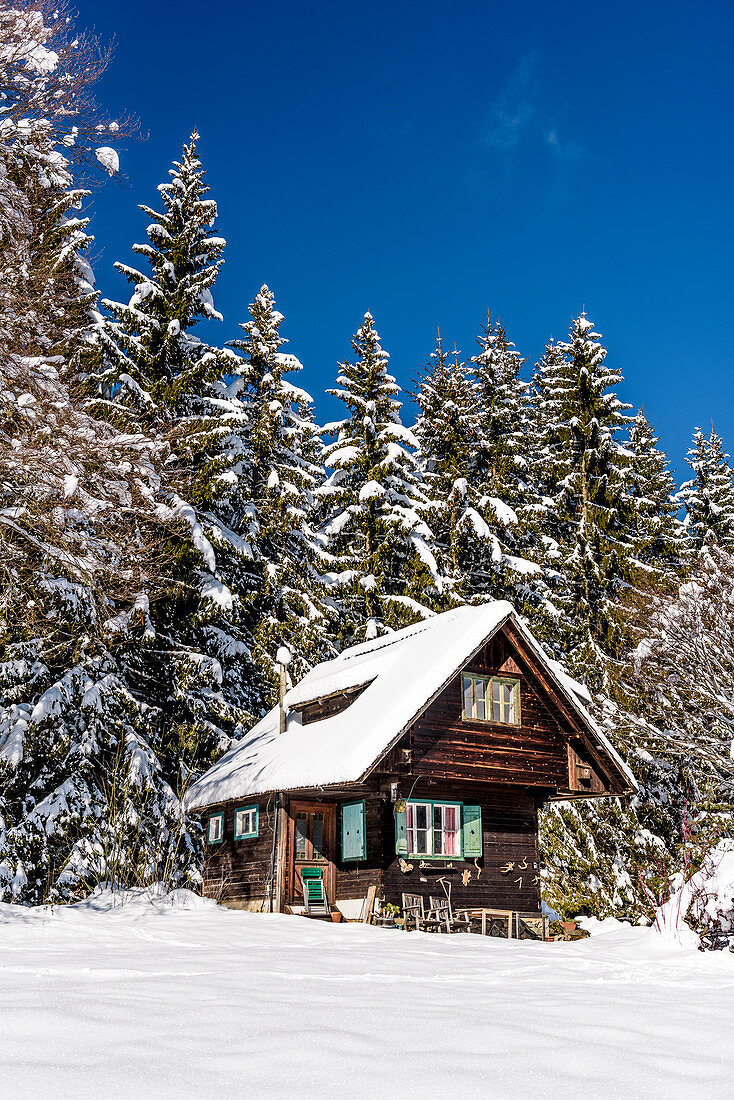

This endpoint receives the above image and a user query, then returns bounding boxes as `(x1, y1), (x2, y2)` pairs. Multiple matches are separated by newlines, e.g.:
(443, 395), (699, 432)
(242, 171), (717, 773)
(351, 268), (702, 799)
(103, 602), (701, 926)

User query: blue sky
(78, 0), (734, 481)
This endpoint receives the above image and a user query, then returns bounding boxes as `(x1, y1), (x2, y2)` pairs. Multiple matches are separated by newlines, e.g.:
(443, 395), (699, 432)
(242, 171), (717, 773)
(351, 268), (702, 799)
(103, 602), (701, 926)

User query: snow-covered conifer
(95, 131), (227, 432)
(544, 545), (734, 921)
(536, 337), (695, 921)
(470, 315), (527, 504)
(319, 312), (437, 639)
(540, 313), (633, 681)
(91, 134), (262, 735)
(0, 5), (198, 904)
(633, 546), (734, 804)
(413, 332), (486, 600)
(624, 411), (681, 580)
(678, 427), (734, 557)
(226, 285), (338, 691)
(414, 331), (479, 493)
(455, 317), (552, 615)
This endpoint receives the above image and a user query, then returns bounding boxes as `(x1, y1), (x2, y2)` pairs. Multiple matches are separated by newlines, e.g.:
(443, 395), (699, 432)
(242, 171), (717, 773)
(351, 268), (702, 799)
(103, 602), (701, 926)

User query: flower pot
(560, 921), (577, 933)
(331, 910), (343, 923)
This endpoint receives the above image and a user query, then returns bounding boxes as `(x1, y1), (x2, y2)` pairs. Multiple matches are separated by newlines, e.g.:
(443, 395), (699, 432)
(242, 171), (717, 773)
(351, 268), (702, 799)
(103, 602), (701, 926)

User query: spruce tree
(536, 330), (694, 923)
(0, 5), (195, 904)
(93, 134), (256, 746)
(414, 331), (479, 495)
(413, 332), (486, 603)
(227, 285), (338, 691)
(94, 130), (227, 433)
(516, 338), (574, 648)
(524, 340), (570, 542)
(538, 314), (633, 682)
(460, 314), (550, 610)
(543, 544), (734, 922)
(625, 410), (681, 581)
(678, 427), (734, 556)
(470, 315), (527, 505)
(319, 312), (437, 639)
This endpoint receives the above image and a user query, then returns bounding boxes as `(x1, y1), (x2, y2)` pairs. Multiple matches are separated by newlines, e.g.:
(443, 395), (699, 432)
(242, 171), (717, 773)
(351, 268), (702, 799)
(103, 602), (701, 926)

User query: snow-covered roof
(186, 602), (636, 809)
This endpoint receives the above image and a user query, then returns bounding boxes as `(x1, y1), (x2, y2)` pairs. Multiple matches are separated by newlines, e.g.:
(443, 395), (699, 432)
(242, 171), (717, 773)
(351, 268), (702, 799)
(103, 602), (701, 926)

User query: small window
(462, 673), (520, 725)
(207, 812), (224, 845)
(295, 810), (326, 862)
(234, 805), (258, 839)
(406, 801), (461, 858)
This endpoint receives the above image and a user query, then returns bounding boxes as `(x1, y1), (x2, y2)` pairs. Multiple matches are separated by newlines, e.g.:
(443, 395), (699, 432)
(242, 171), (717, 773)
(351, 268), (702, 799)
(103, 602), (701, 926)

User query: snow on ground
(2, 889), (733, 1099)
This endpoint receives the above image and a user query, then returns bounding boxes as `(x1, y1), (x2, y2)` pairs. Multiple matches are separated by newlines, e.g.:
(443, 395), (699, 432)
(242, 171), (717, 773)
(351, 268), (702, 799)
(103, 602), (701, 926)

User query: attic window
(462, 673), (520, 725)
(299, 683), (370, 726)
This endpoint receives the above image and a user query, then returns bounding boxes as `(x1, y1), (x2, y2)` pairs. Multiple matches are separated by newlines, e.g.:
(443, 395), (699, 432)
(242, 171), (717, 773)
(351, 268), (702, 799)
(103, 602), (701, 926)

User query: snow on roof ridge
(337, 606), (469, 663)
(185, 599), (635, 808)
(285, 606), (483, 710)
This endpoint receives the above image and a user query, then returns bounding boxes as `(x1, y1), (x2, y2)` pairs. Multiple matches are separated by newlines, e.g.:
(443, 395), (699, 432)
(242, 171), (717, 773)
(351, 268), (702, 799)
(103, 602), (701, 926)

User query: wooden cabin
(186, 602), (636, 919)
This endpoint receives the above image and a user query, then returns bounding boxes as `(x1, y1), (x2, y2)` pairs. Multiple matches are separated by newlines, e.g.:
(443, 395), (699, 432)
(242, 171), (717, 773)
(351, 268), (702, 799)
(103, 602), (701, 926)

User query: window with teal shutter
(341, 799), (366, 861)
(462, 805), (483, 858)
(394, 803), (408, 855)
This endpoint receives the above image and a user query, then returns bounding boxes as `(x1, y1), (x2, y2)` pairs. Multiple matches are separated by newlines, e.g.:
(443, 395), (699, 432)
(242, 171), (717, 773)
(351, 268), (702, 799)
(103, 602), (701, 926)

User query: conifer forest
(1, 0), (733, 923)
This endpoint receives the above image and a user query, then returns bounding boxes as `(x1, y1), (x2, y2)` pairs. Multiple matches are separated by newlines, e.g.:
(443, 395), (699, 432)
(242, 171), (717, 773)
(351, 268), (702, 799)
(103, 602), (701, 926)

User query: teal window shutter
(394, 803), (408, 856)
(462, 805), (483, 858)
(341, 800), (366, 861)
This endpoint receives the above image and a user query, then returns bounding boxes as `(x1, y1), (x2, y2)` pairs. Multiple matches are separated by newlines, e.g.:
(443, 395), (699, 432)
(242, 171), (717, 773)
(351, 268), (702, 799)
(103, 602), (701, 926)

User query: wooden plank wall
(200, 786), (386, 907)
(201, 796), (276, 906)
(567, 743), (610, 796)
(407, 633), (569, 790)
(200, 782), (541, 912)
(378, 781), (542, 913)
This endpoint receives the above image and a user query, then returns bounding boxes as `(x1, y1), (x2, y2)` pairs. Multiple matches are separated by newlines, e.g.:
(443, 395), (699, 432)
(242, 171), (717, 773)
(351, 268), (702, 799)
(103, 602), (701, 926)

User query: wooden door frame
(287, 799), (337, 906)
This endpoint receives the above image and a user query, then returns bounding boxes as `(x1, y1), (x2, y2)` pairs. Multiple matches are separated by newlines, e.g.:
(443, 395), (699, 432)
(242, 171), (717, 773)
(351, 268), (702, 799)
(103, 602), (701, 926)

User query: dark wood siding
(380, 781), (541, 913)
(565, 742), (612, 796)
(201, 796), (276, 906)
(200, 781), (540, 913)
(406, 632), (569, 790)
(201, 785), (386, 908)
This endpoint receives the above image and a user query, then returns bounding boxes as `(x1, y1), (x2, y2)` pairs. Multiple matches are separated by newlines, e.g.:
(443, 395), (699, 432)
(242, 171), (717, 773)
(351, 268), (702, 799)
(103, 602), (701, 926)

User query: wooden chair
(401, 892), (425, 931)
(300, 867), (330, 917)
(429, 895), (471, 933)
(402, 893), (450, 933)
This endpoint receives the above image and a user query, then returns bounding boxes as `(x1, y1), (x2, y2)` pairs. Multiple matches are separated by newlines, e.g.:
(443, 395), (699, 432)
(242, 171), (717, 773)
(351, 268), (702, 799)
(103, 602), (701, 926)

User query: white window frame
(461, 672), (521, 725)
(406, 800), (462, 859)
(234, 805), (258, 840)
(207, 811), (224, 845)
